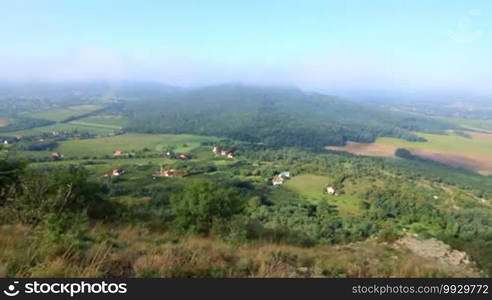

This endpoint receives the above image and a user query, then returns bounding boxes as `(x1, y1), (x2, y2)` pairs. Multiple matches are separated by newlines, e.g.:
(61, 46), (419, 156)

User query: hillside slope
(124, 84), (454, 148)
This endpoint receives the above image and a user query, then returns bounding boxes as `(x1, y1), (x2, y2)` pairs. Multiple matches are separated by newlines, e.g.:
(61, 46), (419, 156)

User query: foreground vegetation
(1, 140), (491, 277)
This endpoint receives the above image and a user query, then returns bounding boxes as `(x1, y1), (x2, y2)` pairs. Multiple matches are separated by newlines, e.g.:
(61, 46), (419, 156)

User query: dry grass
(0, 224), (478, 278)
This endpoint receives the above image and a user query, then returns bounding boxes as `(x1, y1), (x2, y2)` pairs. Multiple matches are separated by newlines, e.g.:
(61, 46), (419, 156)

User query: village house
(165, 150), (174, 158)
(326, 186), (336, 195)
(278, 171), (290, 178)
(153, 168), (177, 178)
(112, 168), (125, 176)
(272, 176), (284, 186)
(51, 152), (64, 159)
(113, 150), (122, 157)
(178, 153), (188, 160)
(101, 168), (126, 178)
(212, 146), (235, 159)
(212, 146), (235, 158)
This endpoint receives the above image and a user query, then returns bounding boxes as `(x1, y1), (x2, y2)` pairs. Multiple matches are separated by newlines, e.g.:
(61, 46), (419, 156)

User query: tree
(2, 165), (114, 225)
(0, 145), (27, 206)
(170, 180), (245, 234)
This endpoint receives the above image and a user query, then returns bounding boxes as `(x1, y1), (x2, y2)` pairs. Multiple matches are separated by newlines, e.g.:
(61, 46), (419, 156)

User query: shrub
(170, 180), (245, 234)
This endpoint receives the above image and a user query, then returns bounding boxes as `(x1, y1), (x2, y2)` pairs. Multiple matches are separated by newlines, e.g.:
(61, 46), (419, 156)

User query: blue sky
(1, 0), (491, 94)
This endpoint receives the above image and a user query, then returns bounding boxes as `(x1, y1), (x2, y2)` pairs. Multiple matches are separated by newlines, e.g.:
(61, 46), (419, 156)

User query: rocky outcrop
(394, 237), (483, 276)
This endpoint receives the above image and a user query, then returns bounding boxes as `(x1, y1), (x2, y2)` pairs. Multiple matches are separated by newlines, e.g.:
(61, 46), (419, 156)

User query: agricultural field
(53, 133), (217, 157)
(328, 131), (492, 175)
(72, 114), (127, 128)
(435, 116), (492, 133)
(22, 104), (103, 121)
(376, 132), (492, 159)
(3, 122), (116, 137)
(0, 117), (9, 127)
(327, 142), (396, 157)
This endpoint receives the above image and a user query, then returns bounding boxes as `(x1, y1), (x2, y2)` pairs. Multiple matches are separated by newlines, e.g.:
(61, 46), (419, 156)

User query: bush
(170, 180), (245, 234)
(2, 166), (115, 225)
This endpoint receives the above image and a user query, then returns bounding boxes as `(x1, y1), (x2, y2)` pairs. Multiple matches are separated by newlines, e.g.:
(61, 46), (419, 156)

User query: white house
(278, 171), (290, 178)
(326, 186), (336, 195)
(112, 168), (125, 176)
(272, 176), (284, 186)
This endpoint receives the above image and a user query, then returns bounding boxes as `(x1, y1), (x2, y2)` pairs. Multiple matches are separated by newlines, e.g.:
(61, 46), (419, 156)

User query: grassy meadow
(375, 132), (492, 159)
(436, 116), (492, 133)
(283, 174), (363, 216)
(3, 122), (116, 137)
(23, 104), (103, 121)
(72, 114), (127, 128)
(54, 133), (217, 157)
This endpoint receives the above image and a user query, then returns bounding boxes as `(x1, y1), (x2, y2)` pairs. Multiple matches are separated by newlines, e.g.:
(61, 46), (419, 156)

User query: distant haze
(1, 1), (491, 97)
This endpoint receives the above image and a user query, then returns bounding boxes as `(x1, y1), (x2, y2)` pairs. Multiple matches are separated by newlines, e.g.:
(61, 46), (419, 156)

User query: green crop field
(375, 132), (492, 159)
(54, 133), (217, 157)
(68, 120), (122, 130)
(23, 104), (103, 121)
(75, 114), (128, 128)
(435, 116), (492, 133)
(3, 122), (116, 137)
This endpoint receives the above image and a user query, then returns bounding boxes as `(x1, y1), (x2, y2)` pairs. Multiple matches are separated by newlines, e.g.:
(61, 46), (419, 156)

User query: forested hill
(124, 84), (454, 148)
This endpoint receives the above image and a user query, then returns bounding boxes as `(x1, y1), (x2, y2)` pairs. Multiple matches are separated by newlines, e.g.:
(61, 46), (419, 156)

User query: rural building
(113, 150), (122, 156)
(51, 152), (64, 159)
(112, 168), (125, 176)
(272, 176), (284, 186)
(278, 171), (290, 178)
(165, 150), (174, 157)
(153, 168), (177, 178)
(213, 146), (235, 158)
(178, 153), (188, 160)
(326, 186), (336, 195)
